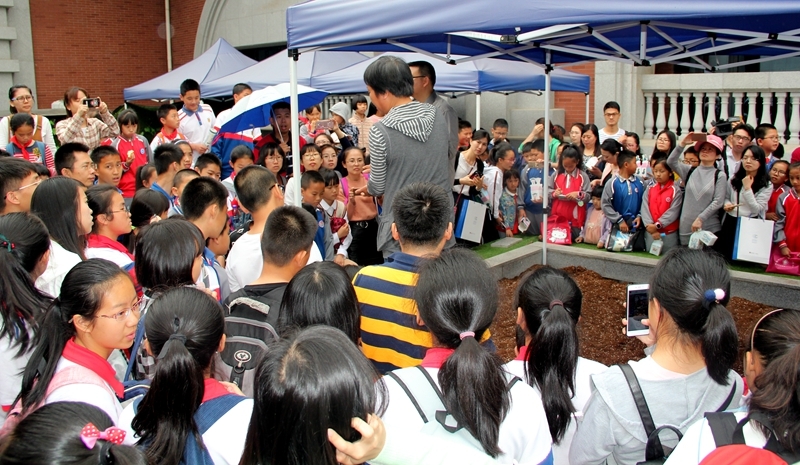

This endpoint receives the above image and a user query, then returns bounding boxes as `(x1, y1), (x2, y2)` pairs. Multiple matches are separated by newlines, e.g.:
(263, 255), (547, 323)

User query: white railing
(640, 72), (800, 144)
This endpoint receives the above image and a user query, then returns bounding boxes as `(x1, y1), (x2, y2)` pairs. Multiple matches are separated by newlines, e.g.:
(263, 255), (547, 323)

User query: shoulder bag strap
(415, 366), (465, 434)
(715, 381), (738, 412)
(704, 411), (739, 447)
(618, 363), (666, 460)
(384, 371), (428, 423)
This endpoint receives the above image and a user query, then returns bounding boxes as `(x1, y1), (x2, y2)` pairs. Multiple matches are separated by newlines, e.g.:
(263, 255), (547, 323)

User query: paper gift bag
(454, 198), (487, 243)
(733, 216), (774, 265)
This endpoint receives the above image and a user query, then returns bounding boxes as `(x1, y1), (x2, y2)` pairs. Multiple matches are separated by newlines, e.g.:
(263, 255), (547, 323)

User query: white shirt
(599, 127), (626, 144)
(0, 114), (57, 156)
(505, 356), (608, 465)
(284, 177), (300, 207)
(226, 231), (322, 293)
(0, 335), (31, 420)
(178, 103), (216, 162)
(321, 199), (351, 258)
(46, 358), (122, 424)
(35, 241), (82, 298)
(483, 165), (504, 219)
(453, 153), (478, 195)
(85, 246), (133, 269)
(664, 411), (767, 465)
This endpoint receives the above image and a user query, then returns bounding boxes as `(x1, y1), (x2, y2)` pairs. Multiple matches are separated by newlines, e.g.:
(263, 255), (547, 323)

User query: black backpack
(214, 286), (284, 397)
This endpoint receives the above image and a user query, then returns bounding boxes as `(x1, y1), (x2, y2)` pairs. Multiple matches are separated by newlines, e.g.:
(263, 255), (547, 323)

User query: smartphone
(316, 119), (335, 130)
(690, 133), (707, 142)
(82, 97), (100, 108)
(626, 283), (650, 337)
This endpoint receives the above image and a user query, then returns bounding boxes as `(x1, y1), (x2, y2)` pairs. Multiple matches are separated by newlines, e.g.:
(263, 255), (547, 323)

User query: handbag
(454, 196), (487, 243)
(607, 223), (640, 252)
(544, 215), (572, 245)
(733, 216), (774, 265)
(766, 246), (800, 276)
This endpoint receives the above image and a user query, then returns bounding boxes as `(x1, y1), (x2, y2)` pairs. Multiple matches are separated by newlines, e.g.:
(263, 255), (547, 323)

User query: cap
(330, 102), (351, 121)
(791, 146), (800, 164)
(694, 134), (725, 154)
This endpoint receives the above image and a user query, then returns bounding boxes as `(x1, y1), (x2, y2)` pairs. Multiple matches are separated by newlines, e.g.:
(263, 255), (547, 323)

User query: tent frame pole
(289, 50), (302, 206)
(585, 92), (590, 123)
(542, 51), (552, 266)
(476, 92), (481, 129)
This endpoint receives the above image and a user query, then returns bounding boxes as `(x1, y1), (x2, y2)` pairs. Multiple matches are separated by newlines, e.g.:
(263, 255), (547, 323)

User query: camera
(82, 98), (100, 109)
(711, 117), (741, 138)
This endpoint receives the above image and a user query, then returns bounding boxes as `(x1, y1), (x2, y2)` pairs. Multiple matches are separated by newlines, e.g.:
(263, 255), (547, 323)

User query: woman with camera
(55, 86), (119, 150)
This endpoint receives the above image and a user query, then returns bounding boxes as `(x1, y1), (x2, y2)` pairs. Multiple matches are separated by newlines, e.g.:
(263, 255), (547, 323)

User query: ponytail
(700, 301), (739, 385)
(131, 287), (224, 465)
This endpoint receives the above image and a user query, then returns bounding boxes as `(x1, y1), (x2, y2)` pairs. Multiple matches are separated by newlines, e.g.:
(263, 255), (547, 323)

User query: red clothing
(646, 180), (680, 235)
(420, 348), (456, 369)
(768, 184), (789, 214)
(551, 171), (588, 228)
(8, 136), (55, 174)
(102, 136), (149, 197)
(253, 131), (306, 156)
(202, 378), (233, 403)
(62, 339), (124, 398)
(782, 190), (800, 251)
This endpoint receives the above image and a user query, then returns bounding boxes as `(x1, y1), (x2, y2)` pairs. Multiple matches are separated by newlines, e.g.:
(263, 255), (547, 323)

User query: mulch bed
(493, 265), (774, 374)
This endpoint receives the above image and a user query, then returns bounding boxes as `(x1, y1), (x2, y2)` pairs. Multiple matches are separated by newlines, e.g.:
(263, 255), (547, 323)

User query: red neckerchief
(10, 136), (32, 161)
(514, 345), (529, 361)
(61, 338), (124, 398)
(420, 348), (455, 368)
(161, 128), (181, 141)
(87, 234), (134, 261)
(203, 378), (232, 402)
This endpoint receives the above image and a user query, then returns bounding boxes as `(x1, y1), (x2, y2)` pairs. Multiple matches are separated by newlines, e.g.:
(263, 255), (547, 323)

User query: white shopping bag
(733, 216), (774, 265)
(454, 199), (487, 243)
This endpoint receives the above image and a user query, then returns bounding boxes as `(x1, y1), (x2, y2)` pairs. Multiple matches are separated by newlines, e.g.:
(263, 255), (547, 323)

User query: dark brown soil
(493, 266), (774, 374)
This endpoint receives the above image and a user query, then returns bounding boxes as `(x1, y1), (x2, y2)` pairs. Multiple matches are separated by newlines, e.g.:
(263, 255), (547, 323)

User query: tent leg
(475, 92), (481, 129)
(289, 50), (302, 206)
(542, 54), (552, 266)
(585, 92), (590, 123)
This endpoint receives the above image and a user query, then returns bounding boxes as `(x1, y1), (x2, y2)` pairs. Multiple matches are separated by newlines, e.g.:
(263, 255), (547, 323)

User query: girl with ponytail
(380, 248), (553, 464)
(0, 213), (52, 419)
(122, 287), (251, 465)
(6, 259), (138, 429)
(504, 267), (606, 464)
(570, 247), (743, 465)
(666, 308), (800, 463)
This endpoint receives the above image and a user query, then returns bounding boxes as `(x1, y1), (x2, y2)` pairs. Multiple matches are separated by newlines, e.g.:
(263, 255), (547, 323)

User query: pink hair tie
(459, 331), (475, 340)
(549, 300), (564, 310)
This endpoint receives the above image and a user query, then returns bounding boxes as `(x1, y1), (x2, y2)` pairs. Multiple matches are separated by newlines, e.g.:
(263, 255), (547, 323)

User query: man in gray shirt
(408, 60), (459, 162)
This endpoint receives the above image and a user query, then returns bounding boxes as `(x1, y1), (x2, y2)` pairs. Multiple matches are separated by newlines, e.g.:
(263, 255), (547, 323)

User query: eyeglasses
(604, 112), (620, 117)
(762, 135), (780, 141)
(97, 297), (143, 321)
(79, 163), (95, 171)
(732, 135), (752, 143)
(107, 205), (130, 215)
(741, 155), (757, 161)
(12, 95), (33, 102)
(17, 179), (42, 191)
(303, 152), (321, 159)
(264, 154), (282, 161)
(656, 137), (671, 143)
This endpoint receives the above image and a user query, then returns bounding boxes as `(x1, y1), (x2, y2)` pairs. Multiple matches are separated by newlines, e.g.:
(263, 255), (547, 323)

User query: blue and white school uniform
(179, 104), (216, 163)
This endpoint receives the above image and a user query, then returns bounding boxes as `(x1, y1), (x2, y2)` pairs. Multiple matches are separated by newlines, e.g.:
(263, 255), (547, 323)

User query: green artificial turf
(472, 235), (539, 260)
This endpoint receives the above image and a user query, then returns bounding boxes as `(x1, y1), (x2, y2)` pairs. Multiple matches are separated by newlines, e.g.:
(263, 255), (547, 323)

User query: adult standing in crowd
(408, 60), (459, 161)
(0, 85), (57, 155)
(349, 95), (372, 156)
(717, 122), (755, 179)
(357, 56), (453, 257)
(598, 101), (625, 143)
(55, 87), (119, 150)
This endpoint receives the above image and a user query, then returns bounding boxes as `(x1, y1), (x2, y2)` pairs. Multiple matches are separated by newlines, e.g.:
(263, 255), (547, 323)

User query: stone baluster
(732, 92), (744, 121)
(719, 92), (730, 121)
(654, 92), (667, 136)
(705, 93), (717, 132)
(643, 93), (654, 138)
(679, 92), (691, 136)
(692, 92), (705, 132)
(775, 92), (788, 142)
(745, 92), (758, 128)
(667, 92), (679, 132)
(789, 93), (800, 145)
(761, 92), (773, 125)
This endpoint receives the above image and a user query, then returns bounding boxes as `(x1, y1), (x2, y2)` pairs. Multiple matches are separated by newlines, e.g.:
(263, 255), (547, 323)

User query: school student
(772, 162), (800, 261)
(498, 169), (525, 237)
(135, 164), (157, 191)
(123, 188), (170, 254)
(194, 153), (223, 181)
(121, 287), (251, 465)
(149, 104), (188, 153)
(30, 177), (91, 298)
(211, 83), (256, 179)
(149, 144), (184, 205)
(0, 157), (40, 215)
(167, 168), (199, 217)
(90, 146), (123, 188)
(569, 248), (744, 465)
(85, 185), (137, 291)
(284, 144), (322, 207)
(301, 170), (335, 261)
(178, 79), (216, 163)
(380, 248), (553, 464)
(6, 260), (139, 428)
(668, 133), (727, 246)
(766, 159), (790, 221)
(520, 139), (553, 237)
(0, 213), (52, 420)
(550, 144), (591, 239)
(5, 113), (55, 175)
(576, 186), (610, 247)
(601, 150), (644, 237)
(319, 167), (351, 264)
(101, 109), (152, 201)
(221, 145), (255, 197)
(640, 156), (683, 254)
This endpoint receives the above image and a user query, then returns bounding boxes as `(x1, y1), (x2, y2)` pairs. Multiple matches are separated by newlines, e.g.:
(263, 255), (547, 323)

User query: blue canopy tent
(285, 0), (800, 263)
(123, 38), (257, 101)
(201, 50), (370, 98)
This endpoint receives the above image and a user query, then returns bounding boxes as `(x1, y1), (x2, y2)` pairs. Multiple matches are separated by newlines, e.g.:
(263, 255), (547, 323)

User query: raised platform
(485, 242), (800, 309)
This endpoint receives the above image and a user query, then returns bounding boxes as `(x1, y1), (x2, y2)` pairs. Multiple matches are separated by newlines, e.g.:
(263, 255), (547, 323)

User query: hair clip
(0, 234), (14, 252)
(80, 423), (126, 449)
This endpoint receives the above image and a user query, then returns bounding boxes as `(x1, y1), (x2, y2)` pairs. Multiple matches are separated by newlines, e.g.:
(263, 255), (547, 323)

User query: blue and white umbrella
(218, 83), (328, 134)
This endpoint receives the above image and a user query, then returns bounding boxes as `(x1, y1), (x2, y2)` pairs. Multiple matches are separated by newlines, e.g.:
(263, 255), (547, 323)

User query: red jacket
(102, 135), (151, 198)
(646, 180), (681, 235)
(768, 184), (789, 214)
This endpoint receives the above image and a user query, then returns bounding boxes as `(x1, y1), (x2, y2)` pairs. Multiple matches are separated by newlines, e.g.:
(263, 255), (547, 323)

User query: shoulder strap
(341, 176), (349, 203)
(715, 381), (738, 412)
(47, 365), (112, 396)
(506, 375), (522, 390)
(384, 371), (429, 423)
(704, 411), (739, 447)
(686, 166), (698, 184)
(618, 363), (668, 460)
(124, 316), (147, 382)
(227, 296), (272, 317)
(195, 395), (247, 434)
(733, 411), (800, 463)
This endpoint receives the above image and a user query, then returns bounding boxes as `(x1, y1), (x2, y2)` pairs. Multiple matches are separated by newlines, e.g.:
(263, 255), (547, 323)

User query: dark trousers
(349, 218), (384, 266)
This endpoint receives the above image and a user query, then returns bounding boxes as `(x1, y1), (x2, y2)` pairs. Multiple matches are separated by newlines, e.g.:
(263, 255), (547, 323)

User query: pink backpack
(0, 365), (114, 437)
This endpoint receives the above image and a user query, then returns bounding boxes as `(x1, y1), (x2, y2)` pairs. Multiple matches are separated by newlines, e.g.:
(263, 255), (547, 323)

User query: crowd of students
(0, 78), (798, 465)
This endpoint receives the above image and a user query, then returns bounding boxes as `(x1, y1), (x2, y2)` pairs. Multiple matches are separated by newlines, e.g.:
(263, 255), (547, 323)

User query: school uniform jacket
(102, 135), (152, 197)
(641, 180), (683, 235)
(601, 174), (644, 226)
(179, 104), (216, 161)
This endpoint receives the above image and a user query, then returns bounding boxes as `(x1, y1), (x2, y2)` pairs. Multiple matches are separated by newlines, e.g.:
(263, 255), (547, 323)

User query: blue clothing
(314, 209), (326, 259)
(210, 135), (253, 179)
(601, 174), (644, 227)
(150, 182), (171, 203)
(521, 164), (554, 214)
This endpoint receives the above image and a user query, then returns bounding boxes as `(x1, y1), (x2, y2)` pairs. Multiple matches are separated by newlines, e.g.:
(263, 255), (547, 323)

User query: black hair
(772, 160), (790, 185)
(528, 138), (546, 154)
(534, 117), (556, 138)
(17, 260), (130, 412)
(557, 144), (584, 174)
(503, 169), (520, 187)
(304, 104), (321, 115)
(625, 132), (642, 156)
(257, 143), (285, 173)
(414, 248), (507, 457)
(194, 153), (222, 172)
(774, 143), (785, 160)
(230, 145), (255, 165)
(0, 213), (51, 355)
(156, 103), (178, 122)
(271, 101), (290, 113)
(683, 146), (698, 156)
(616, 149), (637, 168)
(152, 144), (183, 175)
(0, 157), (37, 211)
(62, 87), (88, 117)
(733, 123), (755, 140)
(90, 145), (120, 165)
(493, 118), (509, 129)
(86, 184), (120, 233)
(407, 60), (437, 86)
(135, 164), (157, 190)
(653, 130), (677, 158)
(731, 145), (769, 194)
(179, 177), (227, 222)
(232, 83), (252, 96)
(790, 162), (800, 177)
(55, 142), (90, 175)
(363, 56), (414, 98)
(9, 113), (34, 133)
(7, 85), (32, 114)
(179, 79), (200, 96)
(131, 287), (224, 465)
(30, 177), (87, 259)
(472, 129), (491, 143)
(651, 154), (673, 177)
(489, 143), (515, 166)
(747, 309), (800, 452)
(590, 185), (604, 198)
(234, 165), (277, 212)
(600, 138), (624, 163)
(239, 325), (385, 465)
(351, 94), (368, 111)
(117, 108), (139, 127)
(134, 218), (203, 291)
(649, 247), (737, 385)
(756, 123), (778, 141)
(261, 206), (318, 267)
(458, 119), (473, 131)
(514, 267), (582, 444)
(0, 401), (147, 464)
(172, 168), (200, 191)
(32, 162), (50, 178)
(603, 101), (621, 112)
(299, 143), (321, 159)
(278, 262), (360, 344)
(580, 124), (601, 156)
(300, 170), (324, 190)
(319, 167), (340, 187)
(124, 188), (170, 253)
(392, 182), (451, 247)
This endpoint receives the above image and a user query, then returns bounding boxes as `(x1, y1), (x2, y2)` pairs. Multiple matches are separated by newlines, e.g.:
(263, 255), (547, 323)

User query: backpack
(133, 394), (247, 465)
(0, 365), (115, 437)
(618, 363), (738, 465)
(214, 287), (283, 397)
(700, 411), (800, 465)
